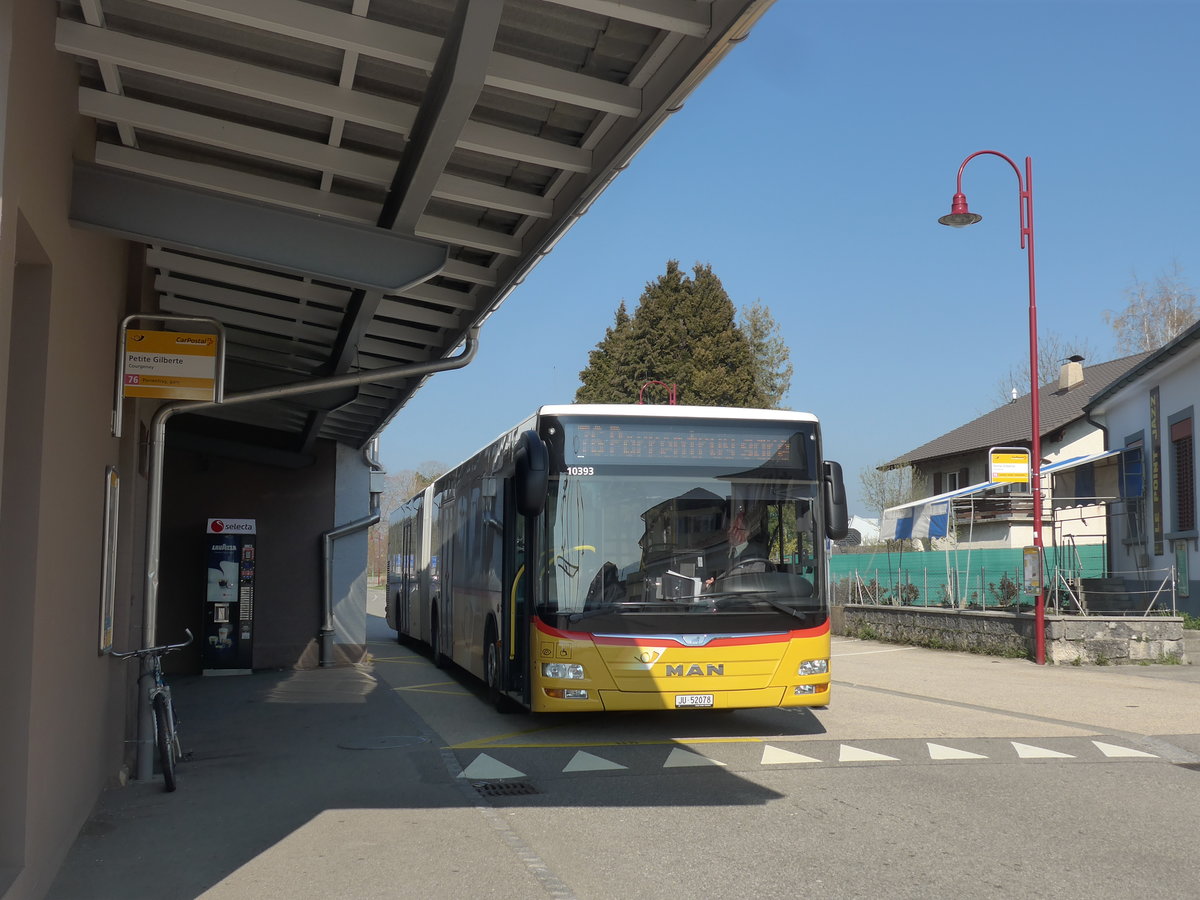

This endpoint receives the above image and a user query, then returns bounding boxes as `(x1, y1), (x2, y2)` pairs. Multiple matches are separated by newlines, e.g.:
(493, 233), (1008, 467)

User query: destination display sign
(560, 419), (812, 471)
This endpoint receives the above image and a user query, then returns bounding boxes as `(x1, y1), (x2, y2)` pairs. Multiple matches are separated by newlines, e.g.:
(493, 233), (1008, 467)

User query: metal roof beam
(70, 162), (449, 293)
(383, 0), (503, 232)
(541, 0), (710, 36)
(56, 19), (592, 172)
(79, 89), (553, 218)
(142, 0), (642, 116)
(93, 145), (522, 257)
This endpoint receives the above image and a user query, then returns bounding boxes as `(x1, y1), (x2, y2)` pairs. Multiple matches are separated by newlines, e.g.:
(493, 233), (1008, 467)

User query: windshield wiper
(705, 591), (812, 620)
(565, 601), (676, 621)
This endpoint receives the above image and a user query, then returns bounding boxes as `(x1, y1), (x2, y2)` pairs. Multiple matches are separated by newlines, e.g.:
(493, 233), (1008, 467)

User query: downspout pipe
(318, 438), (385, 666)
(134, 330), (479, 781)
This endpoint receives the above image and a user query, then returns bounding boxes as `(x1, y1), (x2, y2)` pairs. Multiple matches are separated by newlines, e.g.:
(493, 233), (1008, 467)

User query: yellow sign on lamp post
(989, 446), (1031, 484)
(123, 329), (218, 401)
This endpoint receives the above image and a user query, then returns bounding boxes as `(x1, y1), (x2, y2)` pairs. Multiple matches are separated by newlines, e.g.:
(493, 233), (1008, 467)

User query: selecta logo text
(208, 518), (256, 534)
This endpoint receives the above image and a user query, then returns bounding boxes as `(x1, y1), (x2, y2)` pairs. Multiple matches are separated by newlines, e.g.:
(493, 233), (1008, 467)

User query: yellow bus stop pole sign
(123, 329), (218, 401)
(989, 447), (1031, 484)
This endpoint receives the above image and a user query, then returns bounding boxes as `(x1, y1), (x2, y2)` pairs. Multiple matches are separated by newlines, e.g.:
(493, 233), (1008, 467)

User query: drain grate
(473, 780), (539, 797)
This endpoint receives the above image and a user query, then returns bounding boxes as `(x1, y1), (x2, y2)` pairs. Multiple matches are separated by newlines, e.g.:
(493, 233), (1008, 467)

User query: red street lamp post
(938, 150), (1046, 665)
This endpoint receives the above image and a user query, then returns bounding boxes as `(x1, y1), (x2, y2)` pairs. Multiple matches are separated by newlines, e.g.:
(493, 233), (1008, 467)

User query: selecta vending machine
(203, 518), (255, 674)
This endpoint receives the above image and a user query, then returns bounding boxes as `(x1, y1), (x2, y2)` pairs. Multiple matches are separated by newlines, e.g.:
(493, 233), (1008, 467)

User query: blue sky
(379, 0), (1200, 516)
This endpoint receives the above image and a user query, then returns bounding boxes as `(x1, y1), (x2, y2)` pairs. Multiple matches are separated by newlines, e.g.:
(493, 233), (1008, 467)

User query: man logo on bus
(666, 664), (725, 677)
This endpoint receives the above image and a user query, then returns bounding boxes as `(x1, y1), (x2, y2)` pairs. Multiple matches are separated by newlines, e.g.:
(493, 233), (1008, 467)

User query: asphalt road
(48, 591), (1200, 900)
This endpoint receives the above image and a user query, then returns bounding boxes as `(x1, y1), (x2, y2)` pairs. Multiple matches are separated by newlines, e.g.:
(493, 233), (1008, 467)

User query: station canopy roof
(55, 0), (775, 465)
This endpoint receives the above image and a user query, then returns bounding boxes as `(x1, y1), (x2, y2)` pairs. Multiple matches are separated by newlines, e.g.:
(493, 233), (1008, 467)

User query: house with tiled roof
(881, 352), (1152, 549)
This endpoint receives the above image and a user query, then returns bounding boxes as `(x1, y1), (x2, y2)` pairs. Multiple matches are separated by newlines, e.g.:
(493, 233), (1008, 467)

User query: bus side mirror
(824, 460), (849, 540)
(515, 431), (548, 517)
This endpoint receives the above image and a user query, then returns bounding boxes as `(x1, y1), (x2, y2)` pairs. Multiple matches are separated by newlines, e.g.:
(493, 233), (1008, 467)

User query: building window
(1122, 438), (1145, 543)
(1171, 416), (1195, 532)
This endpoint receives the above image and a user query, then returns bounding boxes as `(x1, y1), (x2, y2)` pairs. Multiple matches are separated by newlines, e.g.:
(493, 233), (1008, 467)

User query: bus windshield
(538, 472), (825, 634)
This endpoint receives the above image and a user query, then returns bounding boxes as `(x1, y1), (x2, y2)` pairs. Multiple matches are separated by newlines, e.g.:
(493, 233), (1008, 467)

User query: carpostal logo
(176, 335), (215, 347)
(208, 518), (255, 534)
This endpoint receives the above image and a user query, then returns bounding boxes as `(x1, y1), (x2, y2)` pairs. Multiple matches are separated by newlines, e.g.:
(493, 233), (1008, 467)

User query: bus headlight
(545, 688), (589, 700)
(542, 662), (585, 680)
(798, 659), (829, 676)
(794, 683), (828, 695)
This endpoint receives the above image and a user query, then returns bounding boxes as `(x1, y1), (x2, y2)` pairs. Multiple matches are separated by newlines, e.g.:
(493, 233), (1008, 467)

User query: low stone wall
(836, 604), (1188, 665)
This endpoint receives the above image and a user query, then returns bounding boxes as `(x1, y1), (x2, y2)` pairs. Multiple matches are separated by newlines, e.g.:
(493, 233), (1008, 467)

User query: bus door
(501, 492), (530, 703)
(399, 520), (413, 636)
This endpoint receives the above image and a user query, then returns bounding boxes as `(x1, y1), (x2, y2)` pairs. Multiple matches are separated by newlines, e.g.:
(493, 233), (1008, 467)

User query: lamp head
(938, 192), (982, 227)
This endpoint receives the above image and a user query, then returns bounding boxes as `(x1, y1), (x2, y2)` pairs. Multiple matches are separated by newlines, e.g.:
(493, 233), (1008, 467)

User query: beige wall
(1, 6), (372, 897)
(0, 2), (142, 896)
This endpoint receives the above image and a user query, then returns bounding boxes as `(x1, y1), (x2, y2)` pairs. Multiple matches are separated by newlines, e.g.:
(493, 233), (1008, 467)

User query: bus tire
(484, 620), (513, 713)
(430, 604), (447, 669)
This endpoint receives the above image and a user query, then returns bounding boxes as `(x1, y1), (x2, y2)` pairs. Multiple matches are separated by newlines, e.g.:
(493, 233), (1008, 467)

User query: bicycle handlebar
(110, 628), (194, 659)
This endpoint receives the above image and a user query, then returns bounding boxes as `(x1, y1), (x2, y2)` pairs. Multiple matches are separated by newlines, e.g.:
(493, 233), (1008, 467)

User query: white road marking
(1011, 741), (1075, 759)
(927, 742), (988, 760)
(761, 745), (822, 765)
(1092, 740), (1157, 758)
(839, 744), (899, 762)
(563, 751), (627, 772)
(663, 747), (727, 768)
(459, 753), (526, 779)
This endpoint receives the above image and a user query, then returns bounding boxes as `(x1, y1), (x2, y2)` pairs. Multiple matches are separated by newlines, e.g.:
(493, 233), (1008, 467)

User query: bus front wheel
(484, 620), (513, 713)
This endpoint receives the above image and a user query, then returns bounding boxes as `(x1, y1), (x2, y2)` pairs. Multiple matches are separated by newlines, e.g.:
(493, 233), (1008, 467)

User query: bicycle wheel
(152, 692), (178, 792)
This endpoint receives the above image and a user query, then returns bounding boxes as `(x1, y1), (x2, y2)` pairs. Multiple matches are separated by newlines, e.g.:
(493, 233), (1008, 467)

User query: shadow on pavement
(50, 611), (806, 898)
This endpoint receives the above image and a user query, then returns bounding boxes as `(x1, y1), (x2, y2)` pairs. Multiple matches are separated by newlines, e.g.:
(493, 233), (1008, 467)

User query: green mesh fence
(829, 544), (1107, 608)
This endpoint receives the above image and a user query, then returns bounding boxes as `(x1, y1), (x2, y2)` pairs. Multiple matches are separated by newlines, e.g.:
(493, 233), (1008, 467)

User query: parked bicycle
(112, 629), (193, 791)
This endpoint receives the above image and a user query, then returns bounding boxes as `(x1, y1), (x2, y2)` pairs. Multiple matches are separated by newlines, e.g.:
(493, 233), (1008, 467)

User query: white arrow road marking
(563, 751), (628, 772)
(839, 744), (899, 762)
(1011, 742), (1074, 759)
(1092, 740), (1158, 758)
(761, 745), (822, 765)
(458, 754), (526, 779)
(927, 742), (988, 760)
(664, 747), (727, 768)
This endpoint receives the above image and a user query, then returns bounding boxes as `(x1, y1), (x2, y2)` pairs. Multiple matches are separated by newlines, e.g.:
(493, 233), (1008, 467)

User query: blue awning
(880, 450), (1124, 540)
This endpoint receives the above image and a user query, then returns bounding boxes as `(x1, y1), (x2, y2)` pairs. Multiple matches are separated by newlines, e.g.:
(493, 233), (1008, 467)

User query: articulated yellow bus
(386, 404), (848, 713)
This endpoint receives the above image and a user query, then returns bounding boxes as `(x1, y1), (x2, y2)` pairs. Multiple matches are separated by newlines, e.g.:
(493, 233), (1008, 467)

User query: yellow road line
(450, 735), (766, 750)
(393, 682), (471, 696)
(450, 719), (584, 748)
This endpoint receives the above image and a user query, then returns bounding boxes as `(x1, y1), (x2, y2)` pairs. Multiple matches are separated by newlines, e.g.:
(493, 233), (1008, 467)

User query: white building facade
(1085, 322), (1200, 616)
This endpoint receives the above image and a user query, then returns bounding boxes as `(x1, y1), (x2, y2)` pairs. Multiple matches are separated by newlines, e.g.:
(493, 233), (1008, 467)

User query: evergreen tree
(738, 299), (793, 409)
(574, 301), (634, 403)
(575, 260), (773, 407)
